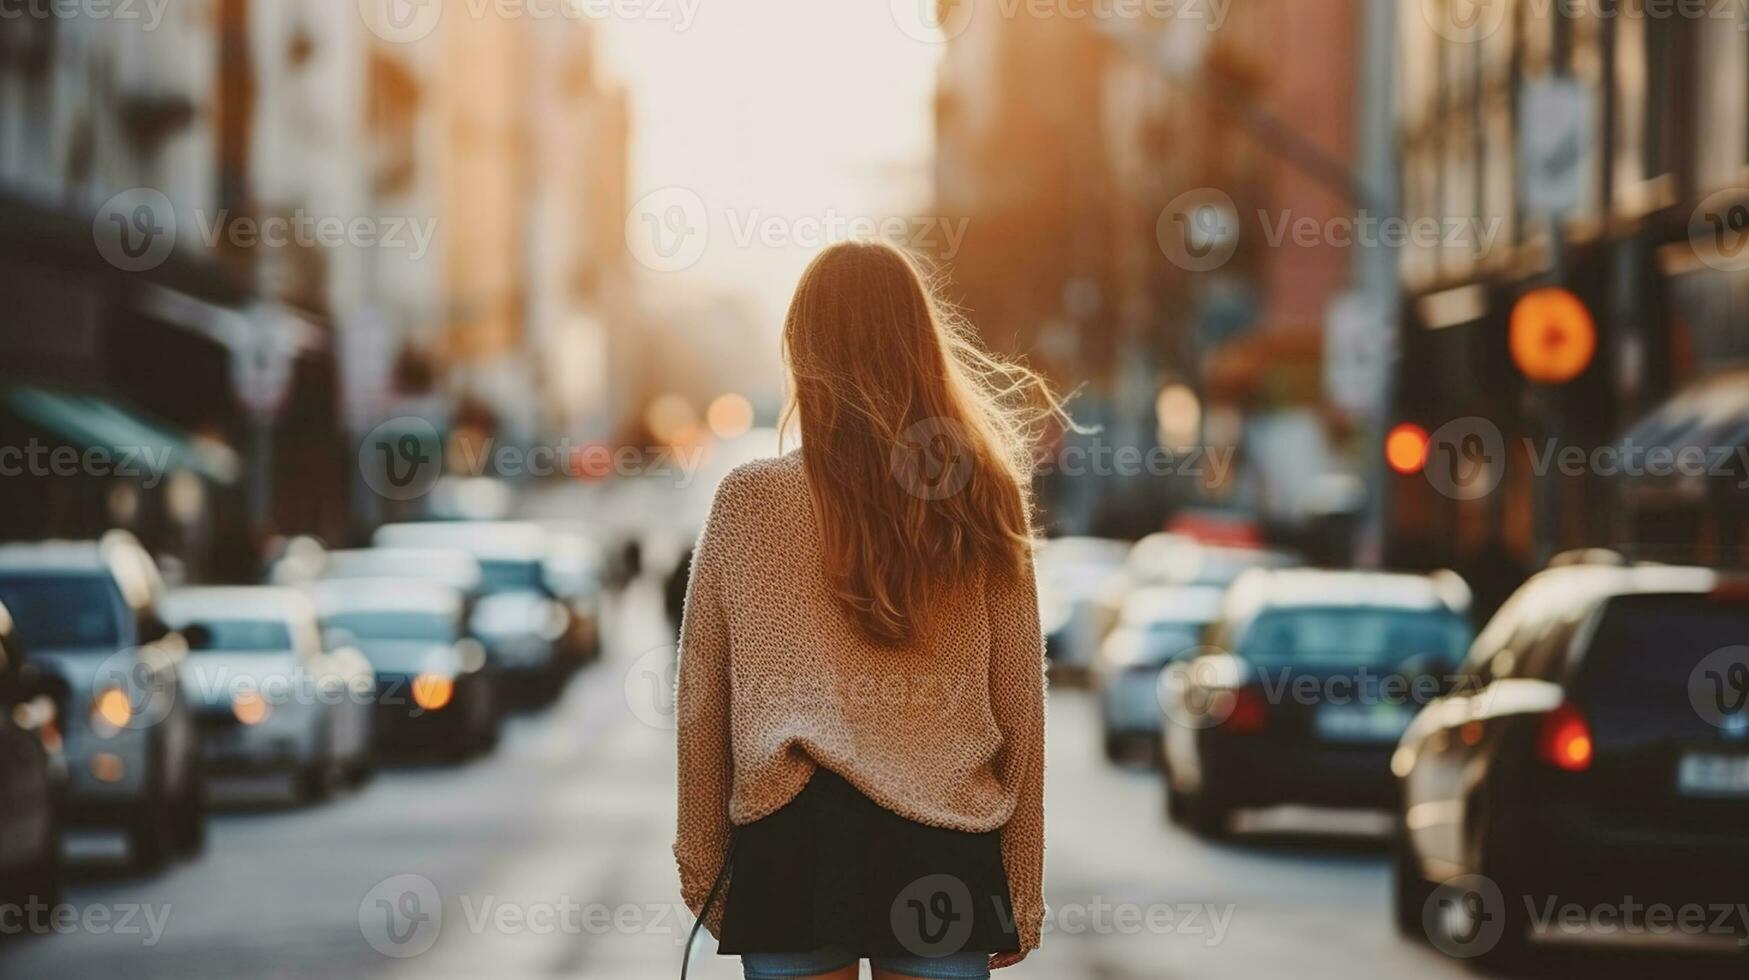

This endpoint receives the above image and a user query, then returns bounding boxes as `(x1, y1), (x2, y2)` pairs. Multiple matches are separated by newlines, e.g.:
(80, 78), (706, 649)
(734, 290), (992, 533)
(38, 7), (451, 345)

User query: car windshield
(185, 619), (293, 653)
(0, 574), (123, 651)
(321, 611), (456, 644)
(1577, 595), (1749, 711)
(1240, 607), (1470, 671)
(480, 560), (546, 593)
(1137, 622), (1208, 665)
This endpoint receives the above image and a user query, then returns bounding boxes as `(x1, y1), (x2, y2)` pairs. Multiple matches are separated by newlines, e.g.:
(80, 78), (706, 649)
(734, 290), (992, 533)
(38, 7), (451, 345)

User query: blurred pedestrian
(675, 240), (1065, 979)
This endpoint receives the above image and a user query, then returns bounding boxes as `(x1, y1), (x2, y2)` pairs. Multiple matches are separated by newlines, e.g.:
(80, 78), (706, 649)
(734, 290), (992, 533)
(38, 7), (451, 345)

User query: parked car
(308, 579), (497, 759)
(160, 587), (375, 802)
(0, 534), (205, 870)
(374, 522), (584, 701)
(0, 600), (65, 931)
(1161, 568), (1471, 838)
(1036, 536), (1129, 679)
(1393, 564), (1749, 966)
(1092, 584), (1224, 763)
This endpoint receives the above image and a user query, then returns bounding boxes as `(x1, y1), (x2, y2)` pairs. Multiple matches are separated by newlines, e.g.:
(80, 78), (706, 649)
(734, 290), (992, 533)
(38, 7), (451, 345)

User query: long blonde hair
(781, 240), (1066, 647)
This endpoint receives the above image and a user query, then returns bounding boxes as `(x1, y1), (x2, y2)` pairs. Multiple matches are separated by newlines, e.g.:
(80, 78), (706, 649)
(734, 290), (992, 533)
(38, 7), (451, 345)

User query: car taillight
(1222, 686), (1269, 734)
(1538, 702), (1593, 772)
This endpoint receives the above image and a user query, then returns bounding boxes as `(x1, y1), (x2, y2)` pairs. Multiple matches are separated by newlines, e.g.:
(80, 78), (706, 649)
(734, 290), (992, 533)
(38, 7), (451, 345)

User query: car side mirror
(18, 664), (69, 703)
(181, 623), (214, 651)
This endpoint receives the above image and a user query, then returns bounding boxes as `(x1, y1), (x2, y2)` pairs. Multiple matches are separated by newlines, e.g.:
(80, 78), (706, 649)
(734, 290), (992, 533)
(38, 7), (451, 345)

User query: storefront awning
(1616, 370), (1749, 496)
(2, 386), (240, 485)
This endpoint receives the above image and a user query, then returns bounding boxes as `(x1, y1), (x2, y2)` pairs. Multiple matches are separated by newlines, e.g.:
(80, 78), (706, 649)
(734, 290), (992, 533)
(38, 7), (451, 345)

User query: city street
(6, 553), (1746, 980)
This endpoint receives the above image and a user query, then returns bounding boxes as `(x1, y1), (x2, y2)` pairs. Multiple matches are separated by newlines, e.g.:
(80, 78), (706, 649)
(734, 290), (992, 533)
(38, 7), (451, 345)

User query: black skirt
(717, 767), (1021, 957)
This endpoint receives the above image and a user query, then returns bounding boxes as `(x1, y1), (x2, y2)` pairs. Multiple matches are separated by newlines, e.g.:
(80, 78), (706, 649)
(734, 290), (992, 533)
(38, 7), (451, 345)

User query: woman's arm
(673, 482), (738, 933)
(989, 550), (1048, 952)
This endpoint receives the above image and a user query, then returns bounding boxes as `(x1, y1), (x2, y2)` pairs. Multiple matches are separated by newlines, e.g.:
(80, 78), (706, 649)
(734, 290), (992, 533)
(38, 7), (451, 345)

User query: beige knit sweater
(674, 450), (1047, 951)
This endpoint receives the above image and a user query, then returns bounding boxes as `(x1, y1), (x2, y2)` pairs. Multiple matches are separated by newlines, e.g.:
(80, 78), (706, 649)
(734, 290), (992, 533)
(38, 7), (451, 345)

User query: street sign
(232, 305), (298, 420)
(1325, 291), (1394, 419)
(1510, 287), (1596, 384)
(1519, 80), (1594, 216)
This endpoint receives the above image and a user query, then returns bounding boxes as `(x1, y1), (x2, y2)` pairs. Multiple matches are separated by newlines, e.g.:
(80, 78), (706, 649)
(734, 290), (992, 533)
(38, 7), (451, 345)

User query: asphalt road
(4, 481), (1744, 978)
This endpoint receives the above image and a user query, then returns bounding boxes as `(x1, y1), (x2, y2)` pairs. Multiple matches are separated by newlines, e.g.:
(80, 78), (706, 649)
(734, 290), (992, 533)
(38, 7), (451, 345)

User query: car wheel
(1102, 732), (1126, 764)
(173, 767), (207, 855)
(1391, 827), (1434, 941)
(1185, 790), (1231, 839)
(3, 822), (62, 936)
(127, 790), (175, 872)
(298, 757), (337, 803)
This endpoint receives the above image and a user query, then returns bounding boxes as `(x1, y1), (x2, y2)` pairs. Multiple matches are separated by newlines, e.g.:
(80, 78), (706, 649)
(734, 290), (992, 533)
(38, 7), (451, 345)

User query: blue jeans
(743, 947), (991, 979)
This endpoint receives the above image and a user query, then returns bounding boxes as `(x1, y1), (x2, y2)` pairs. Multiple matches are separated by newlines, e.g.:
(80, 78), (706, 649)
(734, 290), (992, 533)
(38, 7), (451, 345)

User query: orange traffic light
(1510, 287), (1596, 384)
(1385, 423), (1431, 475)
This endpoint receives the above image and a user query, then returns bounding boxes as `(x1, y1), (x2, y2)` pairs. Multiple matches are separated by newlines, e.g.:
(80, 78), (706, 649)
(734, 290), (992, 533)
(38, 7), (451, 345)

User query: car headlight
(91, 687), (133, 735)
(412, 673), (455, 712)
(233, 690), (271, 726)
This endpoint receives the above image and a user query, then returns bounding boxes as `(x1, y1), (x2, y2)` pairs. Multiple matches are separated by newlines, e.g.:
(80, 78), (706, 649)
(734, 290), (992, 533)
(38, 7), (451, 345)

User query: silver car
(161, 587), (376, 802)
(0, 533), (205, 871)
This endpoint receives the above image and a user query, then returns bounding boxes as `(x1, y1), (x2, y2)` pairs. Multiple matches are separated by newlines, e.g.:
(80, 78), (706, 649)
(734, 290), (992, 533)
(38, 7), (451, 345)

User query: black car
(1393, 564), (1749, 966)
(1161, 569), (1472, 837)
(0, 601), (65, 932)
(309, 579), (498, 760)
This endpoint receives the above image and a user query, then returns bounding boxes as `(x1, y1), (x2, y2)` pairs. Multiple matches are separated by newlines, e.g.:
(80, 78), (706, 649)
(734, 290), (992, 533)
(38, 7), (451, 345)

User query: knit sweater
(673, 450), (1048, 951)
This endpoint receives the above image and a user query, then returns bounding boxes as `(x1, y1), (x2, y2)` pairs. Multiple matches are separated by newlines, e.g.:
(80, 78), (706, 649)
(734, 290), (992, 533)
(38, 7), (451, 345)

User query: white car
(161, 587), (375, 801)
(0, 534), (205, 870)
(1036, 537), (1130, 678)
(1092, 585), (1225, 763)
